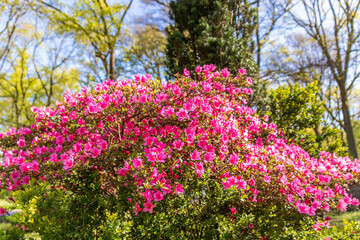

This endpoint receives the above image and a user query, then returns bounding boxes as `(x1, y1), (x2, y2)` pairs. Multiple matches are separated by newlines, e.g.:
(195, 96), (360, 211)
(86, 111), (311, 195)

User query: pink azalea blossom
(230, 207), (237, 214)
(190, 149), (201, 160)
(134, 202), (142, 215)
(229, 153), (239, 165)
(176, 108), (189, 121)
(132, 157), (143, 168)
(175, 184), (184, 195)
(154, 191), (163, 202)
(239, 68), (246, 75)
(237, 179), (247, 190)
(17, 137), (26, 147)
(195, 162), (204, 175)
(143, 201), (155, 213)
(172, 139), (184, 150)
(0, 208), (5, 216)
(195, 66), (202, 73)
(203, 152), (214, 163)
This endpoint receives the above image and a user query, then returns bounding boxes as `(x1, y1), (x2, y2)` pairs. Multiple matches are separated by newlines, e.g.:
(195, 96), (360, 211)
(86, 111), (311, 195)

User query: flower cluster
(0, 65), (359, 221)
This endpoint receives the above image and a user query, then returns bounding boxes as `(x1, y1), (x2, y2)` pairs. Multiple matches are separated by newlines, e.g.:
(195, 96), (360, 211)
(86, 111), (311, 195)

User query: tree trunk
(109, 48), (116, 80)
(339, 82), (358, 158)
(255, 0), (260, 69)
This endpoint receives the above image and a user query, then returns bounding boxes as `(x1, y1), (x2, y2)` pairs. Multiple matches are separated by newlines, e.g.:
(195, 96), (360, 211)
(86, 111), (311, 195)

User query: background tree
(262, 82), (347, 157)
(0, 1), (79, 129)
(123, 25), (166, 79)
(165, 0), (257, 76)
(35, 0), (133, 82)
(289, 0), (360, 158)
(253, 0), (293, 74)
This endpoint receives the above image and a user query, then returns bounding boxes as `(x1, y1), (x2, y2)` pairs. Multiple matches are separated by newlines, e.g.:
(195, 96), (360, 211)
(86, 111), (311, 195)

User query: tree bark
(339, 81), (358, 158)
(109, 48), (115, 80)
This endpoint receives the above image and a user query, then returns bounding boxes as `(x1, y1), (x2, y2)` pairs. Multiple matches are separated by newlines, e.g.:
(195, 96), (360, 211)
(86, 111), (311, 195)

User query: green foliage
(165, 0), (257, 76)
(9, 172), (133, 240)
(124, 175), (314, 239)
(262, 82), (347, 157)
(0, 225), (26, 240)
(38, 0), (133, 81)
(5, 172), (318, 239)
(0, 2), (80, 130)
(317, 220), (360, 240)
(124, 25), (166, 79)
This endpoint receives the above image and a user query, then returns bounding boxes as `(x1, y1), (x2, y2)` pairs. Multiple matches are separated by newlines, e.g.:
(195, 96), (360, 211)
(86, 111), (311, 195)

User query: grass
(326, 210), (360, 229)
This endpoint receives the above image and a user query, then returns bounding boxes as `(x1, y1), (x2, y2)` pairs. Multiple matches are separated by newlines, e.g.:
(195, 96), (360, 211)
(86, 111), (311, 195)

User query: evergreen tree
(165, 0), (257, 77)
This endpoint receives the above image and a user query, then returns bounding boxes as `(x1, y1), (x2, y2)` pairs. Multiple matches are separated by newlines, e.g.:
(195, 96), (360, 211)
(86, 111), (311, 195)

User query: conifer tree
(165, 0), (257, 76)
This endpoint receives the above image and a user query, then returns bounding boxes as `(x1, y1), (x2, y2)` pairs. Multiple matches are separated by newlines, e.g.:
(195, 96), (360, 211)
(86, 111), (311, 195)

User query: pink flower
(139, 94), (151, 103)
(21, 176), (30, 185)
(14, 156), (24, 165)
(156, 92), (167, 103)
(63, 158), (74, 170)
(143, 201), (155, 214)
(248, 178), (255, 186)
(78, 119), (85, 125)
(239, 68), (246, 75)
(175, 184), (184, 195)
(222, 180), (231, 189)
(229, 153), (239, 165)
(195, 162), (204, 175)
(249, 223), (253, 229)
(264, 175), (271, 183)
(30, 161), (39, 172)
(91, 148), (101, 158)
(0, 208), (5, 216)
(337, 199), (347, 211)
(99, 141), (108, 150)
(87, 102), (101, 113)
(195, 66), (202, 73)
(280, 174), (288, 185)
(172, 140), (184, 150)
(298, 203), (310, 214)
(154, 191), (163, 202)
(345, 173), (353, 180)
(161, 183), (172, 194)
(313, 223), (322, 231)
(318, 175), (331, 183)
(190, 149), (201, 160)
(19, 163), (30, 173)
(166, 106), (175, 116)
(10, 171), (20, 180)
(132, 157), (143, 168)
(247, 77), (252, 85)
(30, 106), (39, 113)
(183, 68), (190, 78)
(230, 207), (237, 214)
(176, 108), (189, 121)
(202, 81), (212, 92)
(17, 137), (26, 147)
(237, 179), (247, 190)
(134, 202), (142, 215)
(203, 152), (214, 163)
(221, 68), (230, 78)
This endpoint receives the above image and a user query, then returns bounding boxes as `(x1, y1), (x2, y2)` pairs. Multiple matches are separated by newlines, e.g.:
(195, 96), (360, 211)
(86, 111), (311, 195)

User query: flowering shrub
(0, 65), (359, 238)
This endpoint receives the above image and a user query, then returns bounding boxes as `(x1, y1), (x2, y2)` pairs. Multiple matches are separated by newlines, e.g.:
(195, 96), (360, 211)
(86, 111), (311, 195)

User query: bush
(0, 65), (359, 239)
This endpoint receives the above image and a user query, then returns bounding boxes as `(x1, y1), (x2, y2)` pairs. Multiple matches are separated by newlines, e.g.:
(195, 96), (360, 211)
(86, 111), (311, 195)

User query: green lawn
(326, 210), (360, 229)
